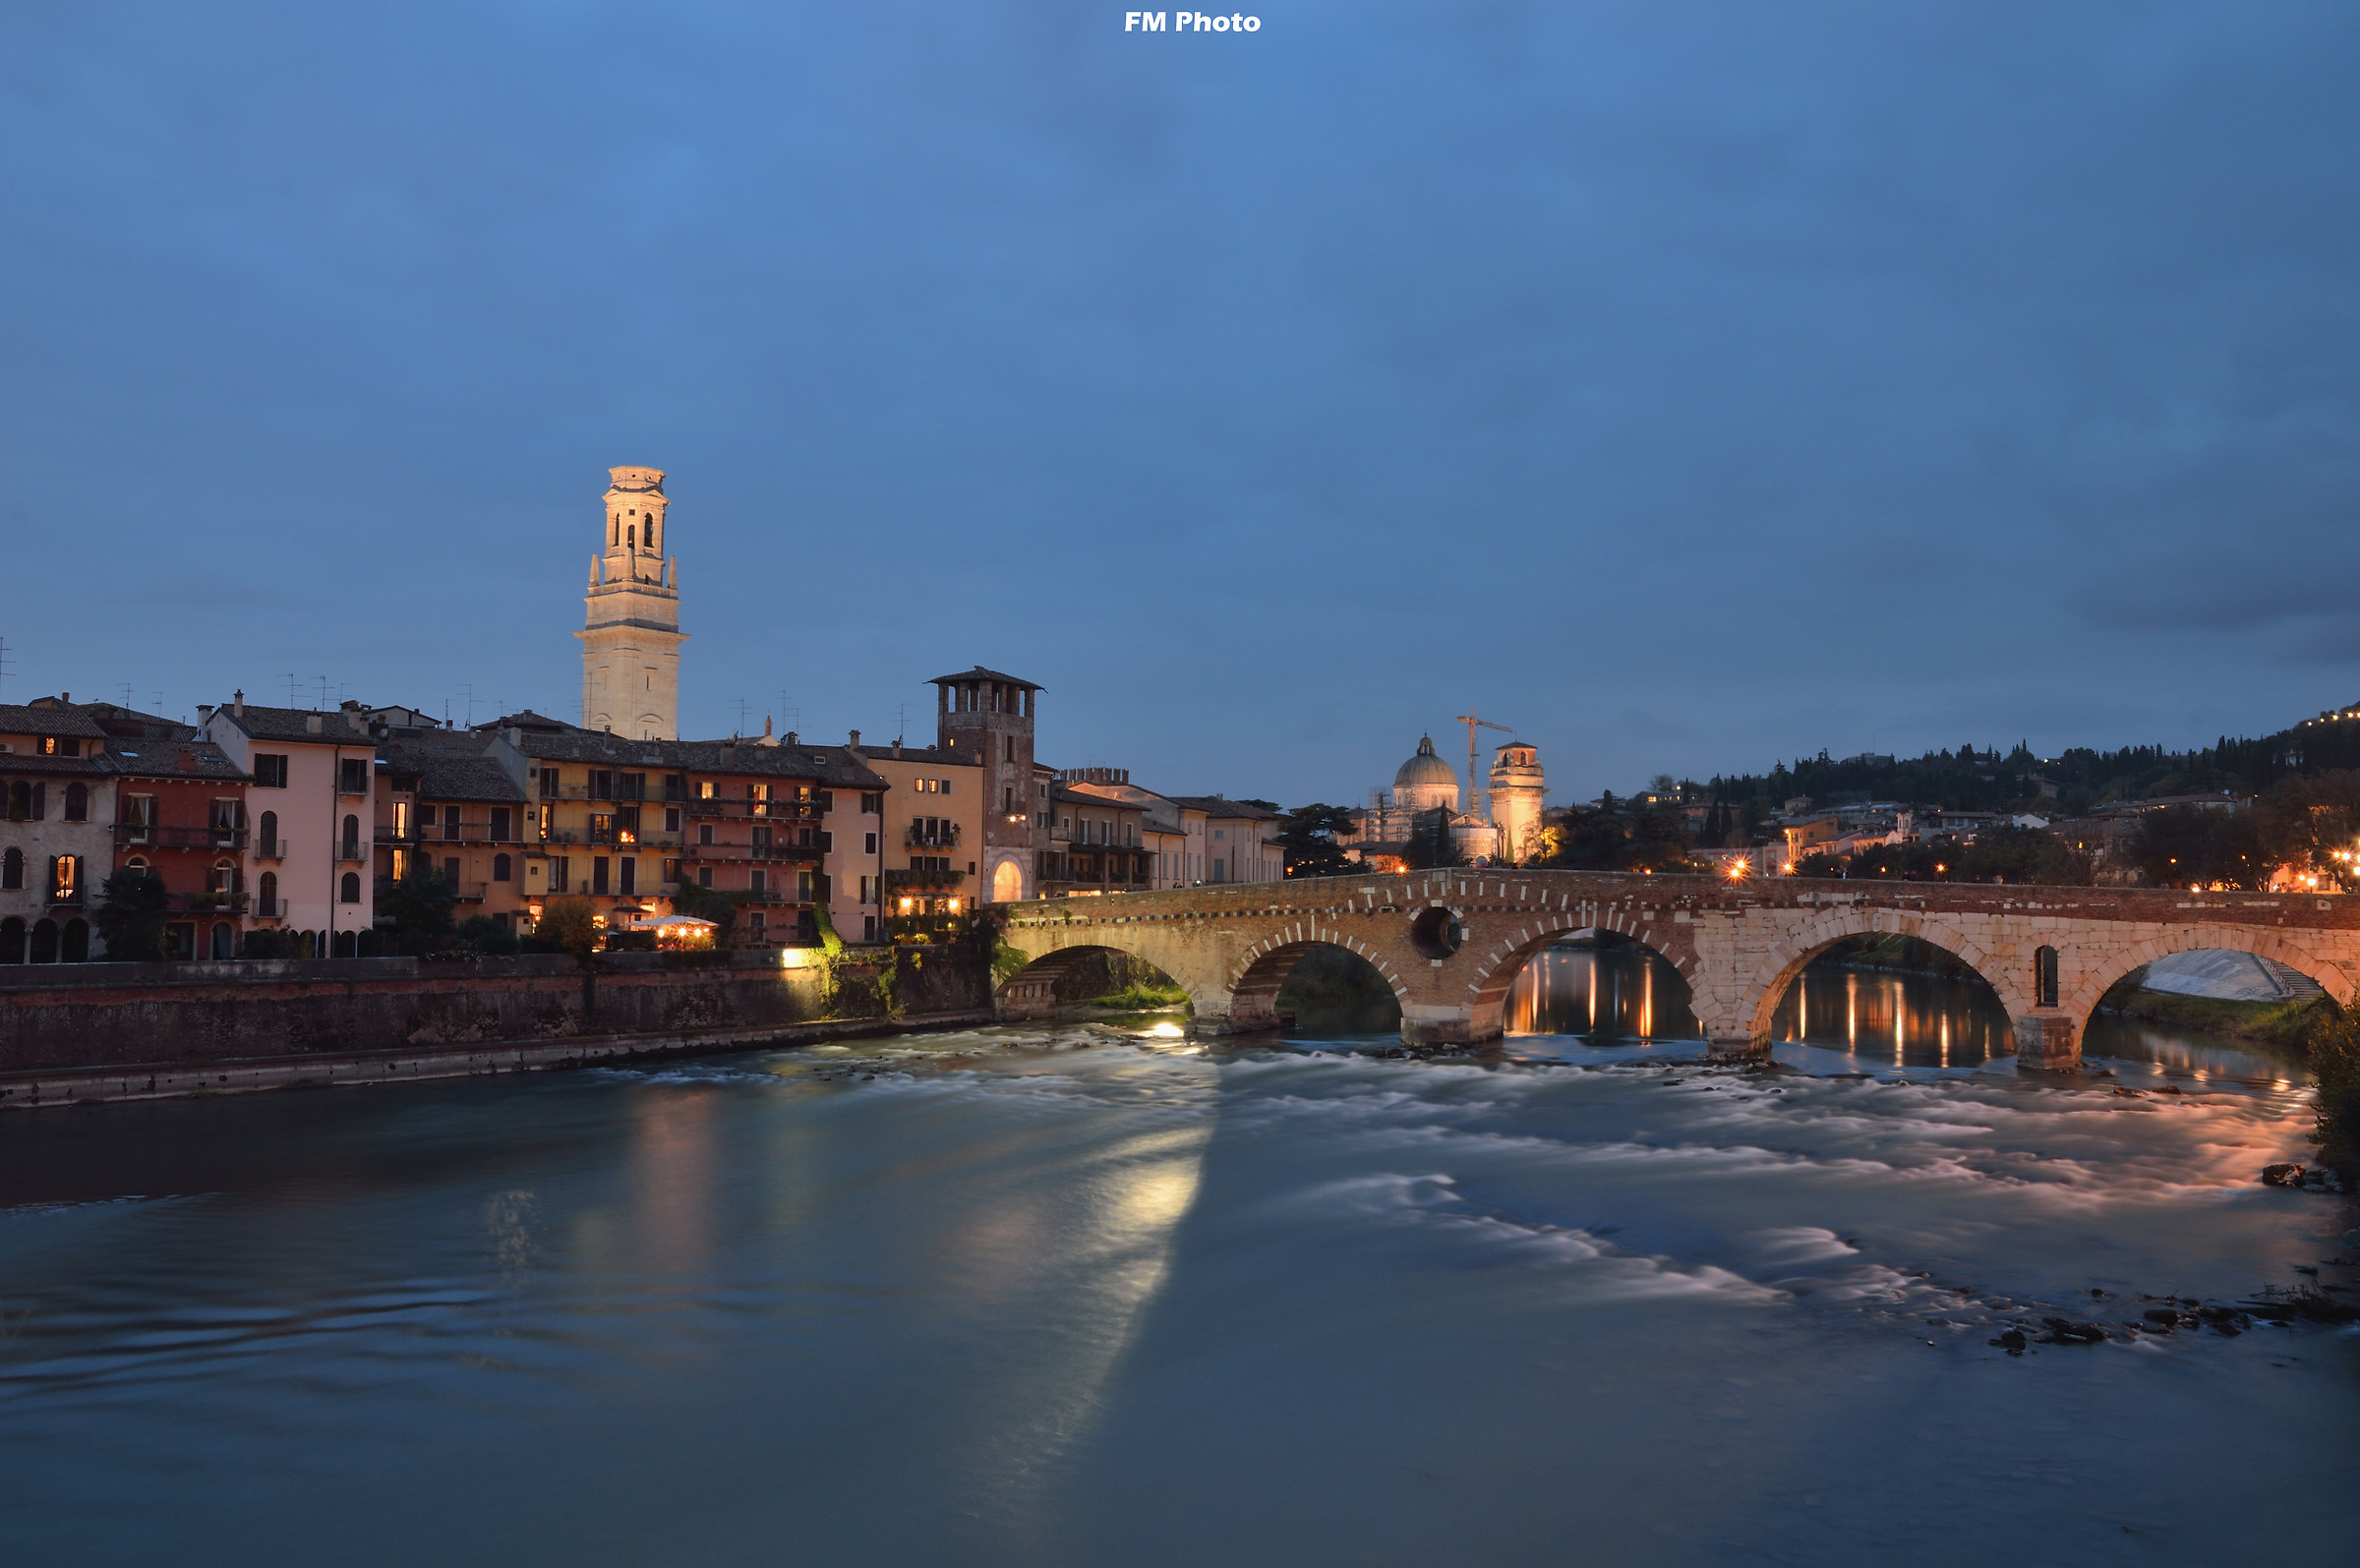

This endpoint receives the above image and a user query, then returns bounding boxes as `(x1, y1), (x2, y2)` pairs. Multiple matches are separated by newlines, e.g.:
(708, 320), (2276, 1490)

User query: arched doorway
(0, 917), (24, 964)
(60, 918), (88, 962)
(991, 859), (1025, 903)
(30, 918), (58, 963)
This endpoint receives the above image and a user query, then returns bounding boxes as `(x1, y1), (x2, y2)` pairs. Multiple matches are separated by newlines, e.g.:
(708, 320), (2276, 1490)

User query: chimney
(892, 739), (903, 759)
(763, 715), (773, 738)
(785, 730), (797, 746)
(848, 728), (860, 747)
(306, 714), (324, 734)
(233, 689), (244, 717)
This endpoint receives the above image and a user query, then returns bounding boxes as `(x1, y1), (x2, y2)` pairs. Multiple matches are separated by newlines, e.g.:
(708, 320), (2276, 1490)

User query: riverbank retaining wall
(0, 947), (993, 1077)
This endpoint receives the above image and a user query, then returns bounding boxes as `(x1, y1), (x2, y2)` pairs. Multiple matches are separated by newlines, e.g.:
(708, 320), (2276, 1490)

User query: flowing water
(3, 947), (2356, 1566)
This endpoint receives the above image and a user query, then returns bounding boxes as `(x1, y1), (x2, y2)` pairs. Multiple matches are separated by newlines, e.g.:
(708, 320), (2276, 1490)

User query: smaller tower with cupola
(1489, 741), (1547, 864)
(577, 465), (686, 739)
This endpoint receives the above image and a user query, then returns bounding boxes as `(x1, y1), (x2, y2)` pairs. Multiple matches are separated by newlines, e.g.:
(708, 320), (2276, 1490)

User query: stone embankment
(0, 948), (993, 1109)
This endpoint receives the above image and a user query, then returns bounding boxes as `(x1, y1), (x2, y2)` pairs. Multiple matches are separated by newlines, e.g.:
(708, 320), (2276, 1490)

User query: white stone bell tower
(576, 465), (685, 739)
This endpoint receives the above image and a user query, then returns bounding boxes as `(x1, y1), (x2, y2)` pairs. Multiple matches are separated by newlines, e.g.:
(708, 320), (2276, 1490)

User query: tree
(91, 868), (168, 961)
(1404, 807), (1464, 870)
(380, 855), (456, 949)
(1277, 802), (1360, 879)
(535, 895), (604, 1015)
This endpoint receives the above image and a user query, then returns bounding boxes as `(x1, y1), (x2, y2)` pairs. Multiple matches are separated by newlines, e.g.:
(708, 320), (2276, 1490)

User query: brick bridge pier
(995, 870), (2360, 1068)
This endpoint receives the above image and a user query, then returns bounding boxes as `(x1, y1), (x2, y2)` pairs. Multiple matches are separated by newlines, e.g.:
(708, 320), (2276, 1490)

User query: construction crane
(1456, 711), (1512, 818)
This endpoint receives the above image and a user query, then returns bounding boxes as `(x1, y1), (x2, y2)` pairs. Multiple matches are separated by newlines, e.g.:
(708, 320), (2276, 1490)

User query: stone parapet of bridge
(994, 870), (2360, 1068)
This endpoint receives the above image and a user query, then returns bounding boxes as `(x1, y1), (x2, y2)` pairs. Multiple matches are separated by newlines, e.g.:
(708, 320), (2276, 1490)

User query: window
(860, 792), (882, 814)
(592, 857), (611, 895)
(206, 859), (235, 899)
(749, 869), (767, 894)
(258, 872), (278, 917)
(698, 780), (717, 800)
(551, 856), (570, 893)
(816, 790), (834, 813)
(618, 805), (640, 842)
(122, 794), (153, 837)
(750, 824), (773, 851)
(664, 806), (680, 833)
(620, 773), (645, 801)
(864, 831), (877, 855)
(539, 768), (560, 795)
(259, 810), (279, 854)
(443, 811), (463, 842)
(620, 858), (636, 895)
(661, 857), (679, 885)
(819, 832), (833, 852)
(590, 770), (615, 800)
(493, 853), (512, 882)
(539, 802), (554, 838)
(590, 812), (615, 843)
(1005, 736), (1016, 762)
(2036, 946), (2059, 1009)
(342, 814), (360, 856)
(254, 753), (289, 788)
(698, 865), (713, 888)
(420, 804), (439, 829)
(63, 783), (88, 822)
(0, 848), (17, 889)
(492, 807), (511, 841)
(748, 783), (770, 816)
(210, 798), (241, 841)
(698, 824), (714, 846)
(663, 774), (684, 802)
(339, 757), (369, 794)
(5, 782), (29, 821)
(340, 872), (361, 903)
(438, 856), (456, 883)
(796, 870), (816, 902)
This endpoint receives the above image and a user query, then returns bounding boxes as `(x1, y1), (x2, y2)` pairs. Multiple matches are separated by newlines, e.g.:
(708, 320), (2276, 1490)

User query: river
(2, 945), (2355, 1565)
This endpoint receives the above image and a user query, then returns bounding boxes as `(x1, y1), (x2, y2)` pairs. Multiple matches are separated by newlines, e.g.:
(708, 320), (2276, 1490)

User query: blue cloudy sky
(5, 3), (2358, 805)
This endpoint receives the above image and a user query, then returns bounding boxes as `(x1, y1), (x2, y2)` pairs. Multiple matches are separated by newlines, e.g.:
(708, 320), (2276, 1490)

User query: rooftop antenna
(0, 636), (13, 701)
(1456, 710), (1512, 820)
(119, 682), (134, 709)
(897, 702), (909, 745)
(733, 696), (752, 734)
(285, 672), (302, 707)
(316, 675), (331, 710)
(460, 683), (476, 726)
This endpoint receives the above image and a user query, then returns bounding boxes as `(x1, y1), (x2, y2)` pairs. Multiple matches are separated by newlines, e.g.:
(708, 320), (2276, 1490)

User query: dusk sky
(6, 3), (2358, 806)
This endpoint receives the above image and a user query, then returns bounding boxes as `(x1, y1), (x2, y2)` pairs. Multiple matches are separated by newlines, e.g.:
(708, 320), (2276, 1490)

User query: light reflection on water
(1504, 941), (2308, 1083)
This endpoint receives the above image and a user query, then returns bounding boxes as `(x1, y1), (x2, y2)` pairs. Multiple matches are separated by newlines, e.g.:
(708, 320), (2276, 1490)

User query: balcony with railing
(172, 891), (250, 913)
(905, 823), (963, 849)
(113, 824), (249, 850)
(683, 839), (823, 865)
(336, 842), (368, 863)
(684, 798), (826, 821)
(255, 837), (287, 861)
(883, 867), (966, 893)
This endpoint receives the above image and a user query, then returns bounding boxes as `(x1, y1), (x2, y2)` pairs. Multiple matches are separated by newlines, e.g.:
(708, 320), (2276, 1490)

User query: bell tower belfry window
(577, 465), (687, 739)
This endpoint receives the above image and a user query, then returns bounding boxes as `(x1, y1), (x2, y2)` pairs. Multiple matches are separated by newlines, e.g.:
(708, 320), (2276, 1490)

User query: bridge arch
(2064, 926), (2358, 1034)
(1459, 909), (1698, 1043)
(1227, 931), (1411, 1032)
(1737, 907), (2030, 1050)
(996, 944), (1209, 1019)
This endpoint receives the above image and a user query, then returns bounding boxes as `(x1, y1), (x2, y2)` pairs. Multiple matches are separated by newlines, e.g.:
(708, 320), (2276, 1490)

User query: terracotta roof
(927, 665), (1042, 690)
(1163, 795), (1281, 820)
(208, 702), (377, 743)
(849, 743), (981, 769)
(384, 747), (526, 803)
(110, 740), (248, 782)
(0, 704), (108, 739)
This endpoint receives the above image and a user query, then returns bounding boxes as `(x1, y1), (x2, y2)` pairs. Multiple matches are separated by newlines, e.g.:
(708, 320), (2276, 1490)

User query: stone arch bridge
(995, 870), (2360, 1068)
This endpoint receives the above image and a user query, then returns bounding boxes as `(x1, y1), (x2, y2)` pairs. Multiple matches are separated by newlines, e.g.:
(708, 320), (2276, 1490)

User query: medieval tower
(577, 466), (685, 739)
(1489, 741), (1547, 864)
(932, 666), (1041, 904)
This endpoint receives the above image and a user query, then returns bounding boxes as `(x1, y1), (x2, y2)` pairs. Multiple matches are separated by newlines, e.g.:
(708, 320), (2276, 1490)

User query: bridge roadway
(994, 869), (2360, 1067)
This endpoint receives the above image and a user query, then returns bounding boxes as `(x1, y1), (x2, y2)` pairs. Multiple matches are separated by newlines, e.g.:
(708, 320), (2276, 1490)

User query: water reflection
(1770, 960), (2012, 1069)
(1505, 943), (1701, 1041)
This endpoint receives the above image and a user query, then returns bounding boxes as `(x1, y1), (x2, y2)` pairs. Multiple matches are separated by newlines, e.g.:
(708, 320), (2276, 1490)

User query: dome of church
(1393, 734), (1460, 812)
